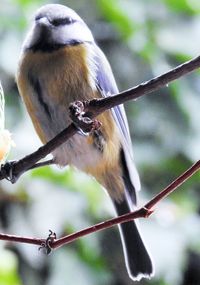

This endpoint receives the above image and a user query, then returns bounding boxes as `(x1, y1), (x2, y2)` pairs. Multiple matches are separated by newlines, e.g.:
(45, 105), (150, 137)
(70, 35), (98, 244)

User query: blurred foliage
(0, 248), (21, 285)
(0, 0), (200, 285)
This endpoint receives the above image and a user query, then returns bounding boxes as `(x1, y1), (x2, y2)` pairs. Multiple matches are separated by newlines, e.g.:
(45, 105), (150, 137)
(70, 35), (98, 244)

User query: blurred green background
(1, 0), (200, 284)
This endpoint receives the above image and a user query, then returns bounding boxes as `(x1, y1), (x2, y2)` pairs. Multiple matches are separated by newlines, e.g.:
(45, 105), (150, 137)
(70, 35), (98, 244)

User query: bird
(16, 4), (153, 281)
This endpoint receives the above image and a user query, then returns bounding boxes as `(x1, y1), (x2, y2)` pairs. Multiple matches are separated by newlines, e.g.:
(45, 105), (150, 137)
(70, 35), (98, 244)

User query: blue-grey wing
(94, 45), (131, 147)
(94, 44), (140, 195)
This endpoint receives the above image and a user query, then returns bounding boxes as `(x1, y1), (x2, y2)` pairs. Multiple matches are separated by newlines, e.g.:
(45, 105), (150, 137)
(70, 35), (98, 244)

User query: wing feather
(94, 45), (140, 194)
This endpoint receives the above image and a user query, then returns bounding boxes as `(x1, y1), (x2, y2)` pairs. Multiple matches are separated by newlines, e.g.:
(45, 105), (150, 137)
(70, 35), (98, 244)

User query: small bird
(16, 4), (153, 280)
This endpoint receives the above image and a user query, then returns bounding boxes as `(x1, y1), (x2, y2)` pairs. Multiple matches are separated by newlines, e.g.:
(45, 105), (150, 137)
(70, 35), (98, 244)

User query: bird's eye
(51, 17), (74, 26)
(35, 15), (42, 21)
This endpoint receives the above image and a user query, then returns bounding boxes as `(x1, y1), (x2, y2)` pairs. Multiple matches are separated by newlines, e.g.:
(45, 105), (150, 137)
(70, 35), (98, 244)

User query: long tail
(113, 149), (153, 280)
(96, 148), (153, 280)
(113, 198), (153, 281)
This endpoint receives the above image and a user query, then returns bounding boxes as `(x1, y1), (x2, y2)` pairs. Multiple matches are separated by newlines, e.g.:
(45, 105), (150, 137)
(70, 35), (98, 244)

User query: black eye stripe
(35, 15), (43, 21)
(51, 17), (75, 26)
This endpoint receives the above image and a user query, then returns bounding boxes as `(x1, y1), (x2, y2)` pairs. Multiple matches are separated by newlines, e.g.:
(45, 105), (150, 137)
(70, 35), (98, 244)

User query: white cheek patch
(51, 22), (94, 44)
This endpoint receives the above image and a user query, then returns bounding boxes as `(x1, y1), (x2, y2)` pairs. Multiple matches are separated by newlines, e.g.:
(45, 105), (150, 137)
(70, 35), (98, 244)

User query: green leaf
(0, 250), (22, 285)
(97, 0), (134, 38)
(164, 0), (199, 14)
(30, 166), (76, 189)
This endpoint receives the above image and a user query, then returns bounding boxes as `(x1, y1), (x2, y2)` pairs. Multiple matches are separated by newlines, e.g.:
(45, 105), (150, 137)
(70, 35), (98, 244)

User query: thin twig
(51, 160), (200, 248)
(0, 233), (44, 246)
(28, 159), (55, 171)
(145, 160), (200, 209)
(0, 160), (199, 248)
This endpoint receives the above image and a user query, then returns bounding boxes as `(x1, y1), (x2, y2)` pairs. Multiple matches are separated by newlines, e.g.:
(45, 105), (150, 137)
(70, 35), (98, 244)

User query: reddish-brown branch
(51, 207), (149, 249)
(0, 233), (45, 246)
(1, 160), (199, 249)
(145, 159), (200, 209)
(52, 160), (200, 249)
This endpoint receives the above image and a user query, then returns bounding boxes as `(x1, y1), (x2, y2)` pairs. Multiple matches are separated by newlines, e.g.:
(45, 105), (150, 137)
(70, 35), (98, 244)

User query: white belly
(52, 134), (101, 168)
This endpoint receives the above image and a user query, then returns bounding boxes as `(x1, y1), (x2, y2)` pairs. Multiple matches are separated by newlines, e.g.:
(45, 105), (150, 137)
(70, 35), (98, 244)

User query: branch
(1, 55), (200, 182)
(85, 54), (200, 116)
(0, 160), (199, 249)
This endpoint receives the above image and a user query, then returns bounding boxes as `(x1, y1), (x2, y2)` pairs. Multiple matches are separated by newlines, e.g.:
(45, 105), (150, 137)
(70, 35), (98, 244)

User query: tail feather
(114, 199), (153, 281)
(98, 147), (153, 280)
